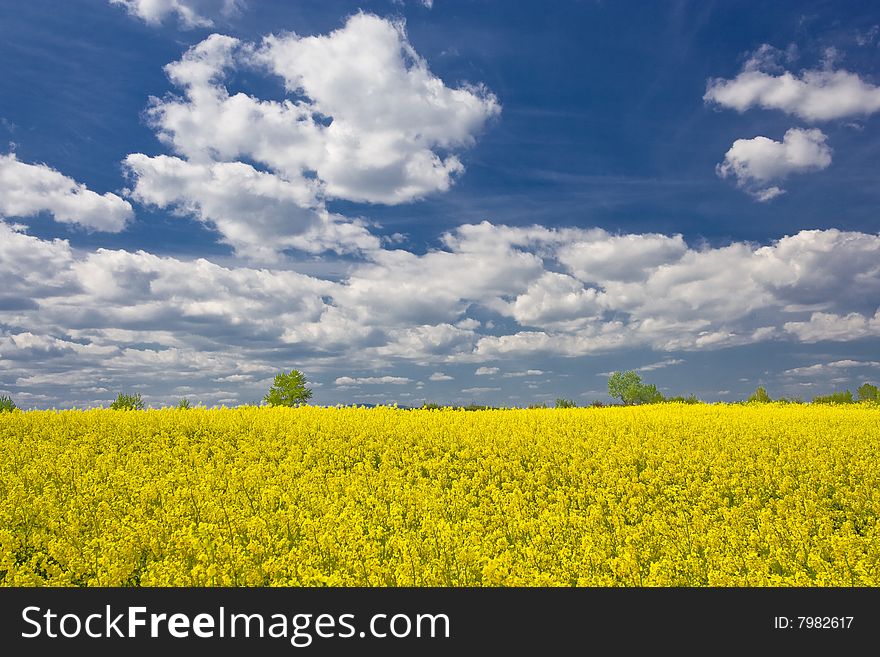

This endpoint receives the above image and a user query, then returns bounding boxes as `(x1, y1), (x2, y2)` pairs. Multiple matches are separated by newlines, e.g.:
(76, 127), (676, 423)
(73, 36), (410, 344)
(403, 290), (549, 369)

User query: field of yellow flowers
(1, 404), (878, 586)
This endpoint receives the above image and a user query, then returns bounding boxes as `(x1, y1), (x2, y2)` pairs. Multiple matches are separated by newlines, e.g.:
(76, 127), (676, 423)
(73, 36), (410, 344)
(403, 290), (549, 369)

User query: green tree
(110, 393), (144, 410)
(555, 398), (577, 408)
(176, 398), (191, 409)
(0, 395), (17, 412)
(666, 394), (700, 404)
(607, 370), (640, 404)
(812, 391), (854, 404)
(607, 371), (665, 405)
(857, 383), (879, 402)
(634, 383), (664, 404)
(462, 404), (494, 411)
(747, 386), (772, 403)
(264, 369), (313, 407)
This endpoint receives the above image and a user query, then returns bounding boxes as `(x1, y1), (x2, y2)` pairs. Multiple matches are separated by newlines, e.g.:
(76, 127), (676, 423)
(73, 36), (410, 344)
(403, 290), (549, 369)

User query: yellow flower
(0, 404), (877, 586)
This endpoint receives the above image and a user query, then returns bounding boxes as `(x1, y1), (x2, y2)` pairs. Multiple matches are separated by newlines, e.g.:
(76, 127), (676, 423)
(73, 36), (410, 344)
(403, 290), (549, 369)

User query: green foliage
(555, 398), (577, 408)
(635, 383), (665, 404)
(0, 395), (18, 412)
(747, 386), (772, 403)
(607, 371), (665, 405)
(110, 393), (144, 411)
(421, 402), (443, 410)
(607, 370), (640, 404)
(527, 402), (548, 409)
(666, 394), (701, 404)
(589, 400), (605, 408)
(264, 370), (313, 407)
(176, 398), (191, 410)
(857, 383), (879, 402)
(812, 391), (854, 404)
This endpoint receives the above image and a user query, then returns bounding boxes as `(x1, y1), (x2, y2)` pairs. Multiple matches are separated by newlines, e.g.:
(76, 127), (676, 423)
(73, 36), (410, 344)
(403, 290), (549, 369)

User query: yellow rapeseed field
(1, 404), (878, 586)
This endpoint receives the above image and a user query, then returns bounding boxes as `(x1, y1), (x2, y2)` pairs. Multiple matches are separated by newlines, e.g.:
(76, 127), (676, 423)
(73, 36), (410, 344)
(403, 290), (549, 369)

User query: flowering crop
(1, 404), (878, 586)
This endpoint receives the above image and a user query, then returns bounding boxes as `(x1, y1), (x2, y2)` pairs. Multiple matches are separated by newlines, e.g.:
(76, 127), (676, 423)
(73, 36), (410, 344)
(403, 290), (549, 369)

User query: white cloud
(469, 329), (629, 360)
(254, 13), (500, 203)
(110, 0), (242, 28)
(124, 154), (378, 260)
(503, 272), (603, 327)
(784, 359), (880, 377)
(636, 358), (685, 372)
(0, 332), (115, 360)
(0, 222), (76, 299)
(716, 128), (832, 200)
(335, 376), (412, 385)
(125, 14), (499, 258)
(0, 153), (132, 231)
(327, 236), (544, 329)
(373, 324), (478, 360)
(455, 318), (481, 330)
(783, 310), (880, 342)
(429, 372), (453, 381)
(704, 50), (880, 121)
(740, 44), (798, 73)
(502, 369), (544, 378)
(3, 218), (880, 407)
(556, 232), (687, 283)
(461, 387), (499, 395)
(753, 186), (786, 202)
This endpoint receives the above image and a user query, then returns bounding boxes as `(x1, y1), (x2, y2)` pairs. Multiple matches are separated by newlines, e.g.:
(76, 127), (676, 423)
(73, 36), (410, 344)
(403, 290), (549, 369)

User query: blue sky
(1, 0), (879, 408)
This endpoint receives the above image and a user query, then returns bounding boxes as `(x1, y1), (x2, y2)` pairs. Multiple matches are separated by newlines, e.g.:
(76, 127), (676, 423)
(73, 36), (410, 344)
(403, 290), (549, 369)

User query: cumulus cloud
(452, 224), (880, 357)
(125, 14), (499, 259)
(716, 128), (832, 200)
(704, 47), (880, 121)
(2, 218), (880, 407)
(429, 372), (453, 381)
(124, 154), (378, 259)
(783, 310), (880, 342)
(0, 223), (76, 299)
(254, 14), (499, 204)
(0, 153), (133, 231)
(503, 272), (603, 327)
(110, 0), (242, 28)
(556, 232), (687, 283)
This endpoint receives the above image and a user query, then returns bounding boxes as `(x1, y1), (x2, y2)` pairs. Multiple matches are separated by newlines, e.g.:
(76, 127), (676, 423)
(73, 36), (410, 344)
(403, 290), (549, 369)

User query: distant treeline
(0, 372), (877, 413)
